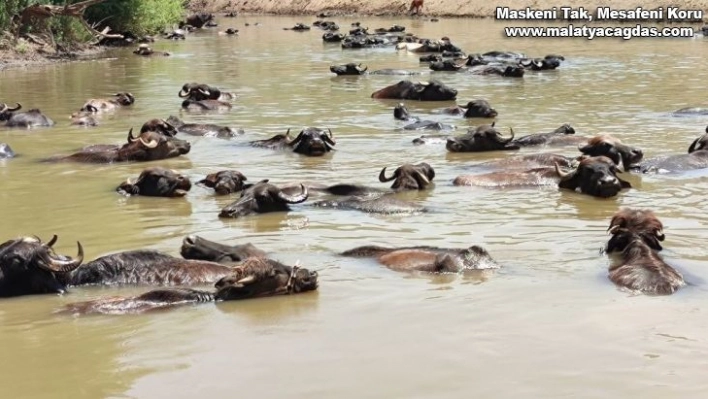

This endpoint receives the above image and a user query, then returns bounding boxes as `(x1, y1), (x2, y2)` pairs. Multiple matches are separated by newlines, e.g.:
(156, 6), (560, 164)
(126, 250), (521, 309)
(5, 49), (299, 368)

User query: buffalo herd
(0, 12), (702, 315)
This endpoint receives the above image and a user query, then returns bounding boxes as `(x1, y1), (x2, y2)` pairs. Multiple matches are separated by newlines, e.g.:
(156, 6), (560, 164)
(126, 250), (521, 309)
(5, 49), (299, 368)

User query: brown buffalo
(341, 244), (500, 273)
(312, 193), (427, 214)
(80, 92), (135, 113)
(441, 100), (498, 118)
(446, 123), (519, 152)
(605, 229), (684, 295)
(70, 109), (99, 126)
(371, 80), (458, 101)
(578, 135), (644, 170)
(178, 83), (235, 101)
(472, 153), (581, 170)
(140, 118), (179, 137)
(555, 156), (631, 198)
(606, 208), (665, 252)
(197, 170), (249, 195)
(180, 235), (266, 263)
(0, 235), (83, 297)
(63, 258), (319, 315)
(379, 162), (435, 190)
(219, 180), (309, 218)
(45, 128), (190, 163)
(250, 128), (336, 156)
(116, 167), (192, 197)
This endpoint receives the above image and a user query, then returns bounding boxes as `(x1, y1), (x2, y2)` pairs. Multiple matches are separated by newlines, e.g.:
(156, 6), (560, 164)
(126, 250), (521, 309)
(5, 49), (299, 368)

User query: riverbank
(0, 35), (108, 72)
(188, 0), (708, 20)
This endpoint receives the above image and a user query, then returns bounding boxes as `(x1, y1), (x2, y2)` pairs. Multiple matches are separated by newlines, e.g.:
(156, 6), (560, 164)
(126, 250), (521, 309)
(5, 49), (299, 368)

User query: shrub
(86, 0), (185, 36)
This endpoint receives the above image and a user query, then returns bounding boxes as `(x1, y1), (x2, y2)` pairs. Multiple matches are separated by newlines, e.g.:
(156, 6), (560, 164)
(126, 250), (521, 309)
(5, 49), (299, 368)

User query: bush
(86, 0), (185, 36)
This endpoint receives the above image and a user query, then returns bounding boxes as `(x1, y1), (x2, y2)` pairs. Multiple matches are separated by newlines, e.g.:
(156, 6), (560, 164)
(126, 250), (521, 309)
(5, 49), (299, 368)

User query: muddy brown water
(2, 15), (708, 398)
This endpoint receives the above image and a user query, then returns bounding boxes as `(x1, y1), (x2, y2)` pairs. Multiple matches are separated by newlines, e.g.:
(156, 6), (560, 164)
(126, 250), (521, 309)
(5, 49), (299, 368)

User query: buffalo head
(286, 127), (336, 156)
(579, 135), (643, 170)
(0, 102), (22, 121)
(117, 167), (192, 197)
(179, 83), (222, 101)
(0, 235), (83, 297)
(688, 129), (708, 153)
(606, 208), (664, 252)
(371, 80), (458, 101)
(502, 65), (525, 77)
(1, 103), (54, 128)
(555, 156), (631, 198)
(197, 170), (249, 195)
(446, 123), (519, 152)
(219, 180), (308, 218)
(118, 129), (191, 162)
(140, 118), (178, 137)
(394, 103), (411, 120)
(214, 258), (318, 299)
(379, 162), (435, 190)
(459, 100), (498, 118)
(330, 63), (367, 75)
(180, 235), (266, 263)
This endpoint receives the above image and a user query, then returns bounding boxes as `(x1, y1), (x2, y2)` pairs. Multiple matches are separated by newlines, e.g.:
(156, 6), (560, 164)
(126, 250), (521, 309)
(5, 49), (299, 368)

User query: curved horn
(198, 88), (211, 97)
(413, 169), (431, 185)
(655, 229), (665, 241)
(357, 63), (368, 72)
(277, 184), (308, 204)
(127, 128), (139, 142)
(500, 127), (515, 144)
(378, 167), (396, 182)
(237, 275), (255, 285)
(139, 138), (159, 149)
(323, 128), (336, 145)
(38, 241), (84, 273)
(178, 89), (190, 98)
(688, 136), (701, 153)
(554, 162), (572, 179)
(45, 234), (58, 248)
(287, 130), (305, 147)
(7, 103), (21, 112)
(86, 104), (98, 113)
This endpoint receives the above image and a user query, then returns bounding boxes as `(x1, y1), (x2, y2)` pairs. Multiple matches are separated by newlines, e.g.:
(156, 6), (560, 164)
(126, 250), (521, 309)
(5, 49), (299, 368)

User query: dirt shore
(0, 37), (108, 72)
(188, 0), (708, 20)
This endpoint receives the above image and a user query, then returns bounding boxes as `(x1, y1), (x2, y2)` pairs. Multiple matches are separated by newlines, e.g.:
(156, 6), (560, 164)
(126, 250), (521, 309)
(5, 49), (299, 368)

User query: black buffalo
(250, 128), (336, 156)
(140, 118), (179, 137)
(639, 130), (708, 173)
(446, 123), (519, 152)
(133, 44), (170, 56)
(468, 65), (525, 78)
(329, 63), (367, 75)
(578, 135), (644, 170)
(0, 143), (15, 159)
(555, 156), (631, 198)
(441, 100), (498, 118)
(178, 83), (235, 101)
(0, 103), (54, 128)
(379, 162), (435, 190)
(510, 124), (584, 147)
(184, 12), (214, 29)
(371, 80), (457, 101)
(166, 115), (241, 138)
(197, 170), (249, 195)
(219, 180), (309, 218)
(180, 235), (266, 263)
(116, 167), (192, 197)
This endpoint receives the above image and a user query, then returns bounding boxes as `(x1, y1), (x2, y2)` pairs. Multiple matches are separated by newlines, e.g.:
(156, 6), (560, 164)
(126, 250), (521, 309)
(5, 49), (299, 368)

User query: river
(1, 15), (708, 399)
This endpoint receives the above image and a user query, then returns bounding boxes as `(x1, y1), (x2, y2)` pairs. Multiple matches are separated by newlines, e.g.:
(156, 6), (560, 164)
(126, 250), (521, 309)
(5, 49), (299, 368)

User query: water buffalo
(133, 44), (170, 56)
(510, 124), (583, 147)
(218, 28), (239, 36)
(471, 153), (581, 170)
(453, 167), (560, 188)
(578, 135), (644, 170)
(0, 143), (15, 159)
(45, 128), (190, 163)
(284, 23), (311, 31)
(394, 103), (412, 120)
(323, 32), (346, 42)
(396, 38), (461, 53)
(671, 108), (708, 116)
(441, 100), (498, 118)
(70, 109), (99, 126)
(329, 63), (368, 75)
(312, 193), (427, 214)
(604, 229), (684, 295)
(446, 124), (519, 152)
(116, 167), (192, 197)
(429, 60), (466, 72)
(468, 65), (525, 78)
(178, 83), (235, 102)
(0, 103), (54, 128)
(420, 54), (442, 63)
(341, 244), (500, 273)
(379, 163), (435, 190)
(606, 208), (664, 252)
(63, 258), (319, 315)
(80, 92), (135, 113)
(181, 99), (232, 111)
(409, 0), (424, 15)
(637, 130), (708, 173)
(250, 128), (336, 156)
(197, 170), (249, 195)
(520, 55), (565, 70)
(219, 180), (309, 218)
(164, 28), (187, 40)
(165, 115), (241, 138)
(140, 118), (179, 137)
(180, 235), (266, 263)
(185, 12), (214, 29)
(555, 156), (631, 198)
(0, 235), (84, 297)
(371, 80), (458, 101)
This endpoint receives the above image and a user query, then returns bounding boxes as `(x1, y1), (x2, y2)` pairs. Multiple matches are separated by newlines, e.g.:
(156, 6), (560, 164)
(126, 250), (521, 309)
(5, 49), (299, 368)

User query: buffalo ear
(557, 173), (580, 191)
(620, 179), (632, 189)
